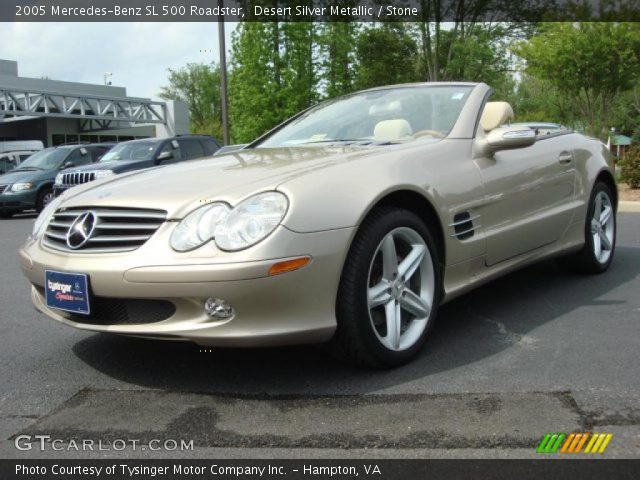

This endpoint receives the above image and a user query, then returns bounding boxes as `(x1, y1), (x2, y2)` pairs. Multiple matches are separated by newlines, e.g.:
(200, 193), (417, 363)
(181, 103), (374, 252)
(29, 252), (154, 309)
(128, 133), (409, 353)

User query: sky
(0, 22), (236, 100)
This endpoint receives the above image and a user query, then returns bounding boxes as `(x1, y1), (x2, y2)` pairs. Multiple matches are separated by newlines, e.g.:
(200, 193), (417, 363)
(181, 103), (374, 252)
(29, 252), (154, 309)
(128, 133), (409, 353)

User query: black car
(0, 143), (112, 218)
(53, 135), (220, 196)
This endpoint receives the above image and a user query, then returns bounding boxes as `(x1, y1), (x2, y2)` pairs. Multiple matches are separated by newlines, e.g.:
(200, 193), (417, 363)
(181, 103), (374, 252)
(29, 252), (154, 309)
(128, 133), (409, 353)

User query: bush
(620, 146), (640, 189)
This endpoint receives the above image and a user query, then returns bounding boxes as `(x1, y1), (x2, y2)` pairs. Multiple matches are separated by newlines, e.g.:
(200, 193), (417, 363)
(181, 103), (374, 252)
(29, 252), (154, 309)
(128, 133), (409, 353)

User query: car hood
(59, 144), (405, 218)
(0, 168), (53, 185)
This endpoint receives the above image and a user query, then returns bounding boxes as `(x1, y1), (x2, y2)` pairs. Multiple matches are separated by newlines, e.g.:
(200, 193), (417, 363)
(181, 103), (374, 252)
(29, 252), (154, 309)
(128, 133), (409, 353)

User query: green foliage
(317, 22), (360, 97)
(158, 63), (222, 139)
(515, 23), (640, 138)
(354, 24), (419, 90)
(229, 21), (316, 143)
(620, 146), (640, 189)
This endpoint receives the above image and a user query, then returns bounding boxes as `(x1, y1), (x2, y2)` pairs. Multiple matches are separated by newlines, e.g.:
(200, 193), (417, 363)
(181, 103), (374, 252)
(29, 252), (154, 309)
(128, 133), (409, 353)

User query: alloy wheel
(366, 227), (435, 351)
(590, 191), (615, 264)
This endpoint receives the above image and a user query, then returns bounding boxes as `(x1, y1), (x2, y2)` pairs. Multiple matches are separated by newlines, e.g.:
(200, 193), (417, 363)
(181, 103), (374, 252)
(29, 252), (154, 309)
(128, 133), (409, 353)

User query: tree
(317, 21), (360, 98)
(159, 63), (223, 139)
(354, 23), (420, 90)
(229, 20), (316, 143)
(516, 22), (640, 138)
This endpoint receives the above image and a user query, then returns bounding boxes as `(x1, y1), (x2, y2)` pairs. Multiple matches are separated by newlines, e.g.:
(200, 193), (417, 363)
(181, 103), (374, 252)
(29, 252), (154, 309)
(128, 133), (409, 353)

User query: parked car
(0, 140), (44, 154)
(509, 122), (567, 136)
(20, 82), (617, 367)
(0, 143), (112, 218)
(53, 135), (220, 196)
(0, 151), (33, 174)
(0, 140), (45, 174)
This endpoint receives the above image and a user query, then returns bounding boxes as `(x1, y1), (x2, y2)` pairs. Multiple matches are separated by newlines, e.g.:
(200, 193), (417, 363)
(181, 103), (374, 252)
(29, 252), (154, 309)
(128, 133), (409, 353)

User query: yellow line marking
(584, 434), (598, 453)
(591, 434), (605, 453)
(598, 434), (613, 453)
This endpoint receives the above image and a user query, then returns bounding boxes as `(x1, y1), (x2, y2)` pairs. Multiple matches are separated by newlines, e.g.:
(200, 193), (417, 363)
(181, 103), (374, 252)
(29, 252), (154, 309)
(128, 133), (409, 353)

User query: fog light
(204, 297), (235, 319)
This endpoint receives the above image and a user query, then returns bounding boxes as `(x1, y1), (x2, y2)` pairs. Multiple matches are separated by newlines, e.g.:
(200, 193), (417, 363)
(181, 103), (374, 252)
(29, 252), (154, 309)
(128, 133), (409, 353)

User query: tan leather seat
(480, 101), (514, 132)
(373, 119), (413, 141)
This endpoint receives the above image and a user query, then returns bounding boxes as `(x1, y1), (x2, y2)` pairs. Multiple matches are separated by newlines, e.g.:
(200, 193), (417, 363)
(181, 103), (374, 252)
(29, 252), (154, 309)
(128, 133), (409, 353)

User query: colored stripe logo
(537, 433), (612, 454)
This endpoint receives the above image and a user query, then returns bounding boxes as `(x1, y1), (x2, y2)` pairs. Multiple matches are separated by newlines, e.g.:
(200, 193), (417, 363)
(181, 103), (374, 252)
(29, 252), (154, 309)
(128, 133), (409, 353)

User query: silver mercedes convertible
(19, 82), (616, 366)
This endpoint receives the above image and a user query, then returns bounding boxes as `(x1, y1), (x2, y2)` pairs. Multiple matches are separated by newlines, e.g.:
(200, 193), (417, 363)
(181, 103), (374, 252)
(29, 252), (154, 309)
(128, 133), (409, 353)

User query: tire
(563, 181), (616, 274)
(35, 188), (54, 213)
(328, 206), (442, 367)
(0, 211), (14, 219)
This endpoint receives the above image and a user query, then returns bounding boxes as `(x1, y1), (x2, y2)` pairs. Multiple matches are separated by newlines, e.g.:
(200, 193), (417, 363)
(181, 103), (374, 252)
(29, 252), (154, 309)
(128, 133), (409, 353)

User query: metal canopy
(0, 87), (167, 132)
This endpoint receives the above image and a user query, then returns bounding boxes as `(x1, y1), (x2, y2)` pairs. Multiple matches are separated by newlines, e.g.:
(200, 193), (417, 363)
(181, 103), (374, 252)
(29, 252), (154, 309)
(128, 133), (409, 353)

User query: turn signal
(268, 257), (311, 276)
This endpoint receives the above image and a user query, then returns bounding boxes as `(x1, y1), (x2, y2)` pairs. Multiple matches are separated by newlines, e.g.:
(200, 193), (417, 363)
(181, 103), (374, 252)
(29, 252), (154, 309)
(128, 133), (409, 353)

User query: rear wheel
(35, 188), (53, 213)
(328, 207), (442, 367)
(564, 181), (616, 273)
(0, 211), (13, 219)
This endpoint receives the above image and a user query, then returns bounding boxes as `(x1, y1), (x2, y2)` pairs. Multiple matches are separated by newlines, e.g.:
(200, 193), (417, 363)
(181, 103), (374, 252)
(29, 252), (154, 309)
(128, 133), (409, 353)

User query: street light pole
(218, 0), (230, 145)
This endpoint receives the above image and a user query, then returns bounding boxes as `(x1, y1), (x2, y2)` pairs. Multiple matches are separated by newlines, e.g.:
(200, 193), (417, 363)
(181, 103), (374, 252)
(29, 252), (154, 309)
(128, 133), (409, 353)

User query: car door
(476, 134), (577, 266)
(156, 141), (183, 165)
(178, 138), (205, 160)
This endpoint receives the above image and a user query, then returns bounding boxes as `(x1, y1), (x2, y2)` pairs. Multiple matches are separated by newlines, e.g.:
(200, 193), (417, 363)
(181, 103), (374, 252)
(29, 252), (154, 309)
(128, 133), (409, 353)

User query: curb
(619, 201), (640, 213)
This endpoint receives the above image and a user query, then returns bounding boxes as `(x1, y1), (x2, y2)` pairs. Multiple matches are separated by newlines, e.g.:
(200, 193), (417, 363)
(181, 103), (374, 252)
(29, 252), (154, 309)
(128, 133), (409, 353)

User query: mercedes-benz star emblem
(66, 212), (97, 249)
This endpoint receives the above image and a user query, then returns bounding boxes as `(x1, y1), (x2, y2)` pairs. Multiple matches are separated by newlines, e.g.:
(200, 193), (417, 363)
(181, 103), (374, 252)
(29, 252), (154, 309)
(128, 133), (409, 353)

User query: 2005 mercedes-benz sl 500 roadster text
(19, 83), (617, 367)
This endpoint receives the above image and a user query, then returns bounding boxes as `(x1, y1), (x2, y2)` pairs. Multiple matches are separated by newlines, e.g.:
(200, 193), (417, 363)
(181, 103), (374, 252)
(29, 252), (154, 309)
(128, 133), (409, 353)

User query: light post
(103, 72), (112, 86)
(218, 0), (230, 145)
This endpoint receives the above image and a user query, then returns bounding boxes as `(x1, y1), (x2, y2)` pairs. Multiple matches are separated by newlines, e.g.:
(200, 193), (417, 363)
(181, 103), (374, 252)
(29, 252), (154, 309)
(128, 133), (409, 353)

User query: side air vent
(449, 212), (480, 240)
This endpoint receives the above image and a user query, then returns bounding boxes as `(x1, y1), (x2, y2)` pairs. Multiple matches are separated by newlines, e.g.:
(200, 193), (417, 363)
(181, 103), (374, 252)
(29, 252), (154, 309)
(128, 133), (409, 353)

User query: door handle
(558, 151), (573, 164)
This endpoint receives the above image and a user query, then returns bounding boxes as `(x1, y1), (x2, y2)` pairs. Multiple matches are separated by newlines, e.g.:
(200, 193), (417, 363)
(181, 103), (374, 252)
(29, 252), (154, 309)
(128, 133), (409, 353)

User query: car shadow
(72, 246), (640, 394)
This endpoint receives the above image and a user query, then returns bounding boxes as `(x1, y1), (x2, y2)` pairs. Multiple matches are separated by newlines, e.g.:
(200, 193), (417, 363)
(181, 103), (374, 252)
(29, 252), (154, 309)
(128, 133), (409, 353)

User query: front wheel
(35, 188), (53, 213)
(329, 207), (442, 367)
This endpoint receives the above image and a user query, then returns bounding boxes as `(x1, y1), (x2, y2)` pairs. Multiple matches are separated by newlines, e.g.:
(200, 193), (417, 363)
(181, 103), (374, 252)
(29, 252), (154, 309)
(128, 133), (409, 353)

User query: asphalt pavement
(0, 212), (638, 459)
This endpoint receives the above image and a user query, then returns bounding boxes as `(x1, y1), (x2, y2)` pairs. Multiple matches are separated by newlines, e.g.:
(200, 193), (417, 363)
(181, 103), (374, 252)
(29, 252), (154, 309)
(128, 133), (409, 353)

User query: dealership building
(0, 59), (189, 146)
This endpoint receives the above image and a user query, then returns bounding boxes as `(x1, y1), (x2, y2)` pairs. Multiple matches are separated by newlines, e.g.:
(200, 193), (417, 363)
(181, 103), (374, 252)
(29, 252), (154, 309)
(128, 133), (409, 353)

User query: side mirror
(483, 127), (536, 153)
(60, 161), (75, 170)
(156, 151), (173, 163)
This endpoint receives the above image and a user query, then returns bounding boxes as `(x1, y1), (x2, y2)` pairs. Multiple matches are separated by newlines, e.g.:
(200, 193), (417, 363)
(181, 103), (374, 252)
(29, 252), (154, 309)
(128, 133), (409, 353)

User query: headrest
(373, 119), (413, 141)
(480, 101), (514, 132)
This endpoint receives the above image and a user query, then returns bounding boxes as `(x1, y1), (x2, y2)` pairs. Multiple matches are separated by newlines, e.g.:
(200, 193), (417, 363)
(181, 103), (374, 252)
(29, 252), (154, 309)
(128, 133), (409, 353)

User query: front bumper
(0, 189), (37, 211)
(19, 224), (354, 346)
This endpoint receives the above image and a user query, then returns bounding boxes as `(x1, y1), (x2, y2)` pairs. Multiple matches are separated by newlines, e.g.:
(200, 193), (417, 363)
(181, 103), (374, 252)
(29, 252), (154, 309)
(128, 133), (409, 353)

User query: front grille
(43, 206), (166, 253)
(0, 184), (8, 194)
(34, 287), (175, 325)
(60, 171), (97, 186)
(67, 297), (176, 325)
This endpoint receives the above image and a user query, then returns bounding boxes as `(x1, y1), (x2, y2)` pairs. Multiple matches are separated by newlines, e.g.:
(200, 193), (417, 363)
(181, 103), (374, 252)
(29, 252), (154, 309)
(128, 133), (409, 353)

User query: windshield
(258, 86), (473, 148)
(99, 141), (160, 162)
(14, 148), (69, 170)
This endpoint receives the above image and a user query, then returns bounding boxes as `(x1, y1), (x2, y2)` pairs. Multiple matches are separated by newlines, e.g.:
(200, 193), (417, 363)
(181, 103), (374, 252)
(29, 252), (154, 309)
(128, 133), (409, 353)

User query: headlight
(170, 203), (230, 252)
(214, 192), (288, 251)
(170, 192), (289, 252)
(94, 170), (114, 179)
(54, 174), (63, 185)
(10, 182), (33, 192)
(32, 195), (64, 239)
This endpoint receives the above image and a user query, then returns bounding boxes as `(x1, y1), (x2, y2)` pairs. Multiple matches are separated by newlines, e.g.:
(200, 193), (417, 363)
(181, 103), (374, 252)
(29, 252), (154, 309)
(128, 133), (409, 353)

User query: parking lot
(0, 212), (639, 458)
